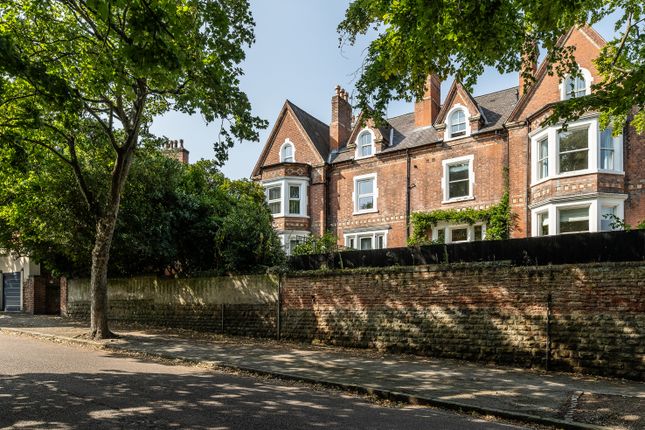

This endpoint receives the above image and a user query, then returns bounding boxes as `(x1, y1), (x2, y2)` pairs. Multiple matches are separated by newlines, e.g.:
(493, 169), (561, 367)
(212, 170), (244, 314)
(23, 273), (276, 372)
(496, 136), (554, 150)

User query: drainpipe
(405, 149), (412, 241)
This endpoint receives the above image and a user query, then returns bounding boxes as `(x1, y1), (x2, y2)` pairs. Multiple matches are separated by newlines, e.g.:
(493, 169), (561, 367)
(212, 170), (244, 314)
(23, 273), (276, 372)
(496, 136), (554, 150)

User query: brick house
(252, 26), (644, 254)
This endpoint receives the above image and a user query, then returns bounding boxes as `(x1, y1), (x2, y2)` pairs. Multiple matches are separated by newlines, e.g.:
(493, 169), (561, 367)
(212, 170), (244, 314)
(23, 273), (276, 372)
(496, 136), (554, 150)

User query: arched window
(561, 67), (592, 100)
(280, 141), (294, 162)
(357, 131), (374, 158)
(449, 109), (467, 138)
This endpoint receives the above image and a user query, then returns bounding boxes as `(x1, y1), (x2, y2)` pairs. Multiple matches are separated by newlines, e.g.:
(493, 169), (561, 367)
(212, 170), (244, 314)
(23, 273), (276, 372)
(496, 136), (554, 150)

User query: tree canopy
(0, 0), (265, 338)
(0, 146), (284, 278)
(338, 0), (644, 132)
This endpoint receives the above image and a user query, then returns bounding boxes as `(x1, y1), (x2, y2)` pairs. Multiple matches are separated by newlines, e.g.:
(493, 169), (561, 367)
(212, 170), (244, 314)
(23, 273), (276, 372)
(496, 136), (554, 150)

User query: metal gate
(2, 272), (21, 311)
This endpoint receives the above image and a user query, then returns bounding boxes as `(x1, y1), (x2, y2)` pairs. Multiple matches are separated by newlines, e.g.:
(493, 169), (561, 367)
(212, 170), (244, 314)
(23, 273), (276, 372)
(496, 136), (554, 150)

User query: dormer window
(561, 67), (592, 100)
(280, 140), (295, 162)
(445, 105), (470, 140)
(355, 130), (374, 159)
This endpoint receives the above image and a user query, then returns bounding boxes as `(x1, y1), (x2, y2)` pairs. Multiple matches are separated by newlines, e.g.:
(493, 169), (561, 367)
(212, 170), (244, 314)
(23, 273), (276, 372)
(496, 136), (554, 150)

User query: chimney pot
(330, 86), (352, 152)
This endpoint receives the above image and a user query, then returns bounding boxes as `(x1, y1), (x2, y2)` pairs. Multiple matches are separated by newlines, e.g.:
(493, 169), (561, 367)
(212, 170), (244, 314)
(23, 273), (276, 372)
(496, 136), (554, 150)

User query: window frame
(266, 185), (282, 216)
(530, 116), (623, 186)
(432, 223), (486, 243)
(530, 196), (627, 237)
(560, 67), (592, 101)
(355, 129), (376, 160)
(344, 230), (388, 250)
(353, 173), (378, 214)
(279, 139), (295, 163)
(262, 177), (309, 218)
(442, 155), (475, 203)
(557, 125), (590, 174)
(445, 104), (471, 141)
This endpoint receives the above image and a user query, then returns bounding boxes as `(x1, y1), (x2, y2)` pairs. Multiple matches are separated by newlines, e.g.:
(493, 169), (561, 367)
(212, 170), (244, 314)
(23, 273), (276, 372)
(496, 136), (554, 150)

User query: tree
(0, 0), (266, 338)
(338, 0), (644, 132)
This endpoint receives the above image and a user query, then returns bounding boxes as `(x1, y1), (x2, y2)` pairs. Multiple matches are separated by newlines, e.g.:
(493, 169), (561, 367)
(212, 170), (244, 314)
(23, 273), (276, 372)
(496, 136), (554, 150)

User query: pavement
(1, 313), (643, 430)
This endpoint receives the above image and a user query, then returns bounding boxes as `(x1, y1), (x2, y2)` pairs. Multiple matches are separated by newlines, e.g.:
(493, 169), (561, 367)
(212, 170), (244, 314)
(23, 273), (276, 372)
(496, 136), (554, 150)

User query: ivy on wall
(408, 192), (512, 245)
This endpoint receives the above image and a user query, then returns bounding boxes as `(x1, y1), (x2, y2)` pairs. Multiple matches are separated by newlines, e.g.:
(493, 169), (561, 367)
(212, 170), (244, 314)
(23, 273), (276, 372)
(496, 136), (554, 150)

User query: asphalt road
(0, 333), (531, 429)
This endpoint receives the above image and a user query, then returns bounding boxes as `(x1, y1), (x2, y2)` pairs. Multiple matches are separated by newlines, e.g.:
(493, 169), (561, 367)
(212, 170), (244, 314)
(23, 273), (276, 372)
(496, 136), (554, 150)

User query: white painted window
(558, 206), (590, 234)
(530, 197), (626, 237)
(344, 230), (388, 250)
(262, 178), (308, 217)
(530, 117), (623, 185)
(280, 140), (295, 163)
(445, 104), (471, 140)
(355, 130), (374, 158)
(432, 223), (486, 243)
(442, 155), (474, 202)
(278, 231), (310, 256)
(560, 67), (592, 100)
(266, 185), (281, 215)
(353, 173), (378, 214)
(600, 205), (618, 231)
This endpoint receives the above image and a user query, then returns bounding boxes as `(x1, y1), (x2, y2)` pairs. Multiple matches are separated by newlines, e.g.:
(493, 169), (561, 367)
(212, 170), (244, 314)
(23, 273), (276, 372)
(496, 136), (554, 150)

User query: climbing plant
(408, 192), (512, 245)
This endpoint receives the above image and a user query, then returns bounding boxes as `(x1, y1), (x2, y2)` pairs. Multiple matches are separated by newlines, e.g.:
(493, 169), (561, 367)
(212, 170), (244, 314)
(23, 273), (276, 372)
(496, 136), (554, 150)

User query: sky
(149, 1), (621, 180)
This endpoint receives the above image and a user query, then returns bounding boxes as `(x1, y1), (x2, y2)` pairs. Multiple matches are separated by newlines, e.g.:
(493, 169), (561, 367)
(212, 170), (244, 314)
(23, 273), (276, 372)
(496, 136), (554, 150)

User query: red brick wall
(262, 110), (323, 167)
(329, 157), (408, 247)
(508, 126), (530, 237)
(281, 262), (644, 380)
(624, 120), (645, 226)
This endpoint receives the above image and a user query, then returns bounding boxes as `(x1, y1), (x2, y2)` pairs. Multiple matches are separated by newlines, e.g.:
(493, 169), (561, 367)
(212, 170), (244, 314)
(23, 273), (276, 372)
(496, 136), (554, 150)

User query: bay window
(531, 117), (623, 184)
(345, 230), (387, 250)
(531, 197), (626, 237)
(263, 178), (308, 217)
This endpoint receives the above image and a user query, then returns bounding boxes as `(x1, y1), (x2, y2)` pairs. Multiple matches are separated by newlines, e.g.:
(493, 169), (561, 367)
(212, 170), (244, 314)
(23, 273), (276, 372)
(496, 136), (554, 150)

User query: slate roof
(286, 100), (330, 160)
(330, 86), (519, 163)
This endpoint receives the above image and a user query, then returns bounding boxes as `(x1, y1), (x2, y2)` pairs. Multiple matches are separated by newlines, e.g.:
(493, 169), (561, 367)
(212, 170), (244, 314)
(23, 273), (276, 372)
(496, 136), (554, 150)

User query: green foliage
(338, 0), (644, 132)
(0, 146), (284, 277)
(408, 193), (511, 245)
(292, 232), (340, 256)
(603, 213), (645, 231)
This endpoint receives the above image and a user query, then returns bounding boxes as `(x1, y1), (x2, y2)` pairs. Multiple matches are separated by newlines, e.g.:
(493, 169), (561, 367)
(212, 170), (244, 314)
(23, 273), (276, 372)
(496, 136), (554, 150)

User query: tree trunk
(89, 147), (136, 339)
(89, 214), (118, 339)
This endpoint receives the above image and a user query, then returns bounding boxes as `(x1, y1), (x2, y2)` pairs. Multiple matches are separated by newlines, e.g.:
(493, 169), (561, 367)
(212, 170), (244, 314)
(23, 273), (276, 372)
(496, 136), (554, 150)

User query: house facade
(252, 27), (644, 254)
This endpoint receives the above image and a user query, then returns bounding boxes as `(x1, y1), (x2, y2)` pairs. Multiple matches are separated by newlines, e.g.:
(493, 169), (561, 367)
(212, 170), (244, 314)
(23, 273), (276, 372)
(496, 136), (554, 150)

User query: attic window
(355, 130), (374, 159)
(280, 140), (295, 162)
(449, 109), (467, 138)
(561, 67), (592, 100)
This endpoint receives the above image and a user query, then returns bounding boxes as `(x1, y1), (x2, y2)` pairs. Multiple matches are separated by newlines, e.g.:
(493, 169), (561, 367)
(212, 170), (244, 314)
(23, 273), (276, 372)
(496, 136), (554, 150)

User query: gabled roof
(330, 85), (518, 163)
(286, 100), (330, 160)
(252, 100), (329, 177)
(507, 26), (606, 123)
(435, 80), (481, 125)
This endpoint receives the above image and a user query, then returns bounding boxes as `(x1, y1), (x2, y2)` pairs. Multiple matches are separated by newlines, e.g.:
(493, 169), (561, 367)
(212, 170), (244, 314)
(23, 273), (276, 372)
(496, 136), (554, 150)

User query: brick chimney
(163, 138), (189, 164)
(519, 42), (538, 97)
(414, 75), (441, 128)
(330, 85), (352, 152)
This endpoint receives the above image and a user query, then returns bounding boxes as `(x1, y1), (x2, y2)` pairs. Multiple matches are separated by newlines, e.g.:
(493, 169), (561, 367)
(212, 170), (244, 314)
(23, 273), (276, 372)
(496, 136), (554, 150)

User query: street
(0, 333), (531, 429)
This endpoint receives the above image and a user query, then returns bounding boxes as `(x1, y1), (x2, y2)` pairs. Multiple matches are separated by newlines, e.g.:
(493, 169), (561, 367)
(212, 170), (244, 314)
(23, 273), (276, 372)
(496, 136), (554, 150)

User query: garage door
(3, 273), (21, 311)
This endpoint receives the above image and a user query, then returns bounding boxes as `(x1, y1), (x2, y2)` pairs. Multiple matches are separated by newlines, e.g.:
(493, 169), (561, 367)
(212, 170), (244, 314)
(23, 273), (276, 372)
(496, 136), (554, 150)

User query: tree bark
(89, 147), (136, 339)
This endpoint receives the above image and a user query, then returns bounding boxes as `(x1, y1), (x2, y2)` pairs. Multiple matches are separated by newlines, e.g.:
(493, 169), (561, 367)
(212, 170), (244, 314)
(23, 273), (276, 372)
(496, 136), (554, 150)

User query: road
(0, 333), (531, 429)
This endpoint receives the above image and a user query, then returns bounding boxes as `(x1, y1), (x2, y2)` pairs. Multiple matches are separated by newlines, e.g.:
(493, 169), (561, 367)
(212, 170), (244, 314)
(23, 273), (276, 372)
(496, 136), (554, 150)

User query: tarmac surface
(0, 314), (642, 429)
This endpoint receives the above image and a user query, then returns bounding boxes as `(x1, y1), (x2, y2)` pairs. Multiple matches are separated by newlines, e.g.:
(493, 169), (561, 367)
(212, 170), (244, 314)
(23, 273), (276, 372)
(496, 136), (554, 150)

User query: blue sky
(150, 2), (620, 180)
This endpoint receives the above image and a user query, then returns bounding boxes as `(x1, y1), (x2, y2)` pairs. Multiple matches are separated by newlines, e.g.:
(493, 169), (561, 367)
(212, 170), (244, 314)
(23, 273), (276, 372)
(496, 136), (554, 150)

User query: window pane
(359, 132), (372, 146)
(560, 151), (588, 172)
(268, 187), (281, 200)
(289, 185), (300, 199)
(289, 200), (300, 214)
(358, 196), (373, 210)
(474, 225), (483, 241)
(600, 129), (614, 170)
(449, 180), (469, 199)
(559, 207), (589, 233)
(358, 179), (373, 195)
(360, 144), (372, 157)
(360, 237), (372, 250)
(538, 212), (549, 236)
(601, 206), (616, 231)
(451, 228), (468, 242)
(448, 163), (469, 181)
(269, 202), (280, 214)
(559, 128), (588, 152)
(437, 229), (446, 243)
(538, 138), (549, 159)
(377, 235), (384, 249)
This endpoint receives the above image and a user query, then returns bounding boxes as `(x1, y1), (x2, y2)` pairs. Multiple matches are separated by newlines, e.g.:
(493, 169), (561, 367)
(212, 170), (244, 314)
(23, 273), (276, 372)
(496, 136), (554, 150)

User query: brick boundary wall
(281, 262), (644, 380)
(64, 275), (279, 338)
(63, 262), (643, 380)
